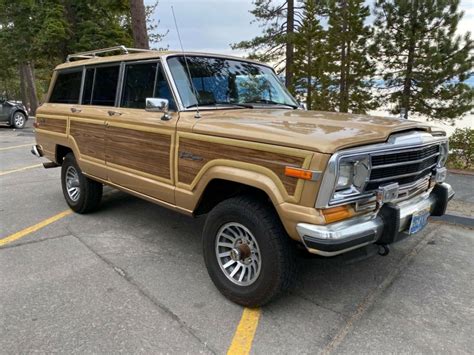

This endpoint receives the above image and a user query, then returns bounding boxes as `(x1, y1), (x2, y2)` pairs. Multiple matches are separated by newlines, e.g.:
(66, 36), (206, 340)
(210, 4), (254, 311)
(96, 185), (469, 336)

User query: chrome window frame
(316, 131), (448, 209)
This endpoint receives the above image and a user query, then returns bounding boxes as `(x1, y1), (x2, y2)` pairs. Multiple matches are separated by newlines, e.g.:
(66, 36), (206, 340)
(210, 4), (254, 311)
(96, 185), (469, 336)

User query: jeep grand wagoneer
(32, 46), (454, 306)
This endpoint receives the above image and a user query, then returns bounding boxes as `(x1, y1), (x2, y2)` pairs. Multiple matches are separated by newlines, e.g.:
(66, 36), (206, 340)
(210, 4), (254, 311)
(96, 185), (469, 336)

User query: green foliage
(372, 0), (474, 121)
(447, 128), (474, 170)
(232, 0), (291, 66)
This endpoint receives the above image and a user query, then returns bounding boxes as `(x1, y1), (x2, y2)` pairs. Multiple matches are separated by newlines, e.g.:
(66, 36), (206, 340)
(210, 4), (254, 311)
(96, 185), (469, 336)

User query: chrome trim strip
(371, 152), (440, 169)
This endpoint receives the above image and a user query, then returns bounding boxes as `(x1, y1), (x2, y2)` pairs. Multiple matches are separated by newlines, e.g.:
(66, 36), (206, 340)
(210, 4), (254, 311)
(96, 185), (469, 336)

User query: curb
(448, 169), (474, 176)
(431, 213), (474, 228)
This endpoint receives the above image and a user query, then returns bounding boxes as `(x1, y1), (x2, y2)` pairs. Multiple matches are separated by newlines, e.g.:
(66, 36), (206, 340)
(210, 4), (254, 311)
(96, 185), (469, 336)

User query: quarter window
(49, 70), (82, 104)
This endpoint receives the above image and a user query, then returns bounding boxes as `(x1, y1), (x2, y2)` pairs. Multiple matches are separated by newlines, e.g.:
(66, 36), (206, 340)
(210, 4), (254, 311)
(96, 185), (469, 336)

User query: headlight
(336, 162), (354, 190)
(333, 156), (370, 198)
(438, 142), (448, 167)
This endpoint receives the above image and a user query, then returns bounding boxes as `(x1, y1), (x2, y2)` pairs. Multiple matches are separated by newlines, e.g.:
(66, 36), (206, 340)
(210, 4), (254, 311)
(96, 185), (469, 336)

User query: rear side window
(49, 70), (82, 104)
(90, 66), (120, 106)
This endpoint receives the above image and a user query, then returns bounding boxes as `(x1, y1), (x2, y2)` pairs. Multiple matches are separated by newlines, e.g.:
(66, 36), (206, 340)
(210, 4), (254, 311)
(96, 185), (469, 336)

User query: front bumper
(297, 183), (454, 256)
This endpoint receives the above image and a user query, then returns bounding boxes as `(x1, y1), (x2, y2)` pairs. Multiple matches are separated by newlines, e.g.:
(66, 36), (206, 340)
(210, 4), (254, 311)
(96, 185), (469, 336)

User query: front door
(105, 60), (178, 204)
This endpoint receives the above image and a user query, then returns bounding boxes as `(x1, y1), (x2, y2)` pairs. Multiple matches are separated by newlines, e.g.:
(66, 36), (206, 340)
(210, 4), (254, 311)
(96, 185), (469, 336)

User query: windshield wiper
(243, 99), (298, 109)
(185, 102), (252, 109)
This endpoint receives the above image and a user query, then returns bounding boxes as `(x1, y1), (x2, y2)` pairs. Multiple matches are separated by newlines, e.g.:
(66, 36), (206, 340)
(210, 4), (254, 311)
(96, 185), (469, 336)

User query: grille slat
(366, 144), (440, 191)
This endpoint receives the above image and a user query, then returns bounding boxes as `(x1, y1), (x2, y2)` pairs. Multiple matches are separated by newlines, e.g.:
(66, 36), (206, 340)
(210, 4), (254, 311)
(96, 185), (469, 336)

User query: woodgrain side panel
(178, 138), (305, 195)
(70, 121), (105, 160)
(37, 116), (67, 134)
(106, 126), (172, 180)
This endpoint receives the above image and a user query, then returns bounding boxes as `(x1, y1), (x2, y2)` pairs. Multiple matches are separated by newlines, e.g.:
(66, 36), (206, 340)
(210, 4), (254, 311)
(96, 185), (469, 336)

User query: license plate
(408, 208), (430, 235)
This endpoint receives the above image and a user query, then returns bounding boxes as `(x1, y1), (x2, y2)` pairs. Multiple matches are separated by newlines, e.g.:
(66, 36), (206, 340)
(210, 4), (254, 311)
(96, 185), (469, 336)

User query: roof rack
(66, 45), (155, 62)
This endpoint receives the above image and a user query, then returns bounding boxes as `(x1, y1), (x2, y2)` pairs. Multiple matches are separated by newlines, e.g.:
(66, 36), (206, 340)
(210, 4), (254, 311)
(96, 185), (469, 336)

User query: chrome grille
(365, 144), (440, 191)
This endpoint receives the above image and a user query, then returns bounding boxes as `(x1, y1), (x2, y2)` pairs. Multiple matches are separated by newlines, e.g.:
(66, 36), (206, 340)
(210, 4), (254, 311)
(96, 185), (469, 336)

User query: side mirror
(146, 98), (172, 120)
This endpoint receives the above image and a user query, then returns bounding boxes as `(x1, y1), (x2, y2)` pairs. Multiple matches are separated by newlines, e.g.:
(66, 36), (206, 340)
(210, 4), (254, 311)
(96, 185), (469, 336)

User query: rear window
(49, 70), (82, 104)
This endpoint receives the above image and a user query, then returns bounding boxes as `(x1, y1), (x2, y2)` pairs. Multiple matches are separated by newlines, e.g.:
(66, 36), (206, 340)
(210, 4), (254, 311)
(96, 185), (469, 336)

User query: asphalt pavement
(1, 121), (473, 354)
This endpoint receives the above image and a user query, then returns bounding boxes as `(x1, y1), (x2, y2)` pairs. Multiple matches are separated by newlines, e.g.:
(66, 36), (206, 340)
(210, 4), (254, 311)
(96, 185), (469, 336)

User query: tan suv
(32, 46), (454, 306)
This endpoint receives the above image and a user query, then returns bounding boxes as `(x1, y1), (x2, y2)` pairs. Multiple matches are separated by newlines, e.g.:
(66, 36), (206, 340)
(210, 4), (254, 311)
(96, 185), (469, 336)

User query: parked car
(0, 98), (28, 128)
(31, 46), (454, 307)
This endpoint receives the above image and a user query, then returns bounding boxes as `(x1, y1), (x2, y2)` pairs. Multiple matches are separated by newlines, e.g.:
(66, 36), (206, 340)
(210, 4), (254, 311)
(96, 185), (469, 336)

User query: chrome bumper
(297, 183), (454, 256)
(31, 144), (43, 158)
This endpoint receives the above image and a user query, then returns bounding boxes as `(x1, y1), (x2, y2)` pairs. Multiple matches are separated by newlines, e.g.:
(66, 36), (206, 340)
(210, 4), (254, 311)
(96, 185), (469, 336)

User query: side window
(49, 70), (82, 104)
(121, 62), (157, 109)
(90, 65), (119, 106)
(155, 66), (176, 110)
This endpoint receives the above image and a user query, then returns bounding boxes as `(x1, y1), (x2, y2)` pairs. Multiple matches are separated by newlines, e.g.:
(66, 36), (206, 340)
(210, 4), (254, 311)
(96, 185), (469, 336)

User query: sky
(148, 0), (474, 56)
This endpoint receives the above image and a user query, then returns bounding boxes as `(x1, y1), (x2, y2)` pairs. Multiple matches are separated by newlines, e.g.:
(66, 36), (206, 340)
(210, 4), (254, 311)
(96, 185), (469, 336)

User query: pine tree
(326, 0), (376, 113)
(293, 0), (332, 110)
(373, 0), (473, 121)
(232, 0), (300, 93)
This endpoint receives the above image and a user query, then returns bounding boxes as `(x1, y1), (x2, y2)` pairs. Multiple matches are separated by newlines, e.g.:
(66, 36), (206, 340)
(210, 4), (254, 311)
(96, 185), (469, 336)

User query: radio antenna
(171, 6), (201, 119)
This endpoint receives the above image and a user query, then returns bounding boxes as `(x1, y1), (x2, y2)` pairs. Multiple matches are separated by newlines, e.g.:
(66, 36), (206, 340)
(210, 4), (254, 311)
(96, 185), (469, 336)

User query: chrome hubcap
(65, 166), (80, 202)
(14, 113), (24, 126)
(215, 222), (261, 286)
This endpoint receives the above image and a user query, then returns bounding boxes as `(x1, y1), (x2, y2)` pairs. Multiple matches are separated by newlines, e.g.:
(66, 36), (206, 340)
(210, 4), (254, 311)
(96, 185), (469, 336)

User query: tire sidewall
(12, 111), (26, 129)
(61, 154), (87, 211)
(203, 201), (283, 304)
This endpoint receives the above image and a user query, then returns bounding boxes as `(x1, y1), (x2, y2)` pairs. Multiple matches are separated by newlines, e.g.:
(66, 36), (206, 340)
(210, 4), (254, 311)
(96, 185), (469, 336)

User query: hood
(191, 109), (436, 154)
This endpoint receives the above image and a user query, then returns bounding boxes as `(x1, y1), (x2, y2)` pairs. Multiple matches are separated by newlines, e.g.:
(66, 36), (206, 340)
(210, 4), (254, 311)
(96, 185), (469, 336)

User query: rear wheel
(202, 196), (297, 307)
(61, 153), (102, 213)
(12, 111), (26, 129)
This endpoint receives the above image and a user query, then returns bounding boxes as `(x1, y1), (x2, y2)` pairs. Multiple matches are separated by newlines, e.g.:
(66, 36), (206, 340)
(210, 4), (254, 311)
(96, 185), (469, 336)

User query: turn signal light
(284, 167), (314, 180)
(322, 206), (353, 224)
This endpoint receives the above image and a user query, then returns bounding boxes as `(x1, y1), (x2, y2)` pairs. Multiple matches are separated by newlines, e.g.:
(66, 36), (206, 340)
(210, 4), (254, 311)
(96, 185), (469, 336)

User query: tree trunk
(401, 0), (418, 119)
(19, 64), (29, 108)
(285, 0), (294, 93)
(130, 0), (149, 49)
(24, 62), (38, 115)
(339, 0), (349, 112)
(306, 41), (312, 110)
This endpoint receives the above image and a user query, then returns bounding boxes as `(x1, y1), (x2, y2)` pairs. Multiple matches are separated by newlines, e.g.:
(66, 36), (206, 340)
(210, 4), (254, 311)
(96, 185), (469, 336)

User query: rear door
(68, 64), (121, 180)
(105, 60), (179, 204)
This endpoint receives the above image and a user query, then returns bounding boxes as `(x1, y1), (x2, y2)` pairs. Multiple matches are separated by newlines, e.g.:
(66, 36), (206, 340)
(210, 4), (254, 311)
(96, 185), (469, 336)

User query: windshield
(167, 56), (298, 109)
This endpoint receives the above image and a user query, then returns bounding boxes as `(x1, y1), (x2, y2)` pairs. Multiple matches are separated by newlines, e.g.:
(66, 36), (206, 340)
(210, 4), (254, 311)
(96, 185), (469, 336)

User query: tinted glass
(167, 56), (297, 108)
(81, 68), (94, 105)
(49, 70), (82, 104)
(121, 63), (157, 109)
(90, 66), (119, 106)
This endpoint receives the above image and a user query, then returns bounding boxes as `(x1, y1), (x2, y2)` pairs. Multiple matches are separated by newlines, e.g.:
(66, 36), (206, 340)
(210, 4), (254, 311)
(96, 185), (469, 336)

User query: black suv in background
(0, 98), (29, 129)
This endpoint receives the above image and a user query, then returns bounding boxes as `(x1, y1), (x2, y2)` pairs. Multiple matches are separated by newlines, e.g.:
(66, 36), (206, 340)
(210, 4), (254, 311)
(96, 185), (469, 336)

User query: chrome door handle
(70, 107), (82, 113)
(107, 110), (123, 116)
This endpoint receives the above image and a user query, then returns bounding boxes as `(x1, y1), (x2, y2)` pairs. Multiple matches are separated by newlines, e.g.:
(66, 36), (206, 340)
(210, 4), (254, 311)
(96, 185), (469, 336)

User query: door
(68, 65), (121, 180)
(105, 60), (178, 204)
(0, 100), (7, 122)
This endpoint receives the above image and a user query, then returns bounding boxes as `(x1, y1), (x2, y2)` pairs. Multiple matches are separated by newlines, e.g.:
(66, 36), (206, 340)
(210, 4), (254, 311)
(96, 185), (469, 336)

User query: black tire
(12, 111), (26, 129)
(202, 195), (297, 307)
(61, 153), (103, 214)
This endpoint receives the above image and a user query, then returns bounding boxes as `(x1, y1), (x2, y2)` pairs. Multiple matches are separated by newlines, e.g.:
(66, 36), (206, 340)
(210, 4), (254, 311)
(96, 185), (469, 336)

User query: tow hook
(378, 244), (390, 256)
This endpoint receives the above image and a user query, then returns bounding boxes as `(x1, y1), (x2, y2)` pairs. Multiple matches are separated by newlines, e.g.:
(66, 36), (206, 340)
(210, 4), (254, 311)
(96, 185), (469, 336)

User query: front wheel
(61, 153), (103, 213)
(12, 111), (26, 129)
(202, 196), (297, 307)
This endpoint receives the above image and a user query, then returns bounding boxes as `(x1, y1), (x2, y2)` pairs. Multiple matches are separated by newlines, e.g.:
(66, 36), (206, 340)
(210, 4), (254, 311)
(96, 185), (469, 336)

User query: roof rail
(66, 45), (155, 62)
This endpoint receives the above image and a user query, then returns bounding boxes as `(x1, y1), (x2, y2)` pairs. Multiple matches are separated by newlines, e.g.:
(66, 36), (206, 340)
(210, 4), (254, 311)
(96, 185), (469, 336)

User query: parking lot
(1, 121), (473, 354)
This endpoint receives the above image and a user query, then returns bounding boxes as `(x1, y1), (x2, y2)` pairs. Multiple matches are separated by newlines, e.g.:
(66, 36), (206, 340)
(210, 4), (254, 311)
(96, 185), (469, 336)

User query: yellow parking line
(227, 308), (261, 355)
(0, 143), (33, 151)
(0, 209), (72, 247)
(0, 164), (43, 176)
